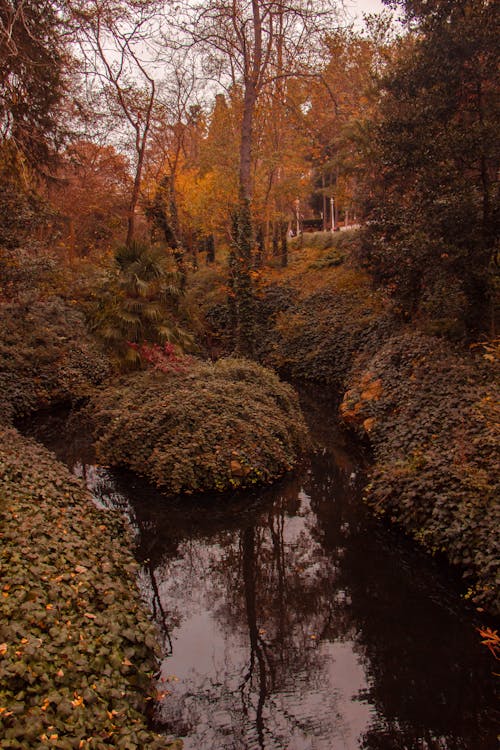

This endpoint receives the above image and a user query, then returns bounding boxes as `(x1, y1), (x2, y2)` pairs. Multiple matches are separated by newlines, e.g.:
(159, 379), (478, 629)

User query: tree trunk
(205, 234), (215, 264)
(239, 81), (257, 203)
(126, 169), (142, 248)
(280, 222), (288, 267)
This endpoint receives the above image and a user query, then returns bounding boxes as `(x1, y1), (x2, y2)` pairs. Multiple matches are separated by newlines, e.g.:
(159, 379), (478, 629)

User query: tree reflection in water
(115, 453), (497, 750)
(22, 396), (499, 750)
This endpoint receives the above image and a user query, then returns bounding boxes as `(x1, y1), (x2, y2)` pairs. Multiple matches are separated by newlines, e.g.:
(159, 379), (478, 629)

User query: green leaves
(342, 330), (500, 616)
(90, 358), (309, 495)
(0, 296), (109, 426)
(0, 426), (174, 749)
(90, 241), (190, 371)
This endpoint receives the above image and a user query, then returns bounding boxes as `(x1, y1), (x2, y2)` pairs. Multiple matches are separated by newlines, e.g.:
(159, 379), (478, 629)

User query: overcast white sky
(344, 0), (387, 25)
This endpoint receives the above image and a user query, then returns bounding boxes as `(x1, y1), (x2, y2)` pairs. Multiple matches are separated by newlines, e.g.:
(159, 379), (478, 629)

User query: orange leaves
(478, 627), (500, 660)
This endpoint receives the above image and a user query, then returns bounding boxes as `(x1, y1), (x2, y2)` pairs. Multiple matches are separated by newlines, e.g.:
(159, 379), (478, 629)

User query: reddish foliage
(127, 342), (194, 374)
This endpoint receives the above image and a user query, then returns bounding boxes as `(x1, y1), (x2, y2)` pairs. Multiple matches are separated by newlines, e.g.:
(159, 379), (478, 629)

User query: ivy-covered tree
(364, 0), (499, 335)
(175, 0), (338, 356)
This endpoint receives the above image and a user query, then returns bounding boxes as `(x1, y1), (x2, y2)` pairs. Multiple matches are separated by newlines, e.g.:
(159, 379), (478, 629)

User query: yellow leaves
(0, 643), (7, 656)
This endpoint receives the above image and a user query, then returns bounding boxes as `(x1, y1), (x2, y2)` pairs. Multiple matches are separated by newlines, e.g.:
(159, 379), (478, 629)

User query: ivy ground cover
(0, 425), (177, 750)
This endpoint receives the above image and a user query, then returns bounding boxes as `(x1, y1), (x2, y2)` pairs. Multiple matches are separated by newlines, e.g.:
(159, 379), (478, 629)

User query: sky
(345, 0), (388, 25)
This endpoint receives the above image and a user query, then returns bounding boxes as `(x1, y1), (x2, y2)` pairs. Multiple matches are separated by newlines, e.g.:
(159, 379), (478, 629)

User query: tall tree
(364, 0), (499, 334)
(0, 0), (69, 165)
(73, 0), (161, 247)
(174, 0), (339, 355)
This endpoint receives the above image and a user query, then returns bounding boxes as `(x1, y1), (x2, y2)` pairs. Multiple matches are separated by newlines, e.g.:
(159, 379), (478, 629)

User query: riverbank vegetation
(0, 426), (177, 749)
(194, 235), (499, 615)
(91, 358), (309, 494)
(0, 0), (498, 744)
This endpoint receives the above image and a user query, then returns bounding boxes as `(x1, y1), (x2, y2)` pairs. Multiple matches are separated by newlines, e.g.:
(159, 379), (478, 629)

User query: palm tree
(92, 241), (191, 369)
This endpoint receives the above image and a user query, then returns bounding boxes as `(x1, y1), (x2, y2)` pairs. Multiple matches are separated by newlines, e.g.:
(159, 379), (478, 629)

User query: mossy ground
(90, 357), (309, 495)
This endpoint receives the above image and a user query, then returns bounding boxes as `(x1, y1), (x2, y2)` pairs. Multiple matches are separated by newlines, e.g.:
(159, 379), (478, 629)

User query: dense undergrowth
(0, 294), (109, 424)
(341, 332), (499, 615)
(0, 425), (178, 749)
(91, 358), (309, 495)
(190, 231), (499, 616)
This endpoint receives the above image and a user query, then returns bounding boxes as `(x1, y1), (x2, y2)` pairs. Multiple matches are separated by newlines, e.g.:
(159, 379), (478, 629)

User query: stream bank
(0, 423), (177, 750)
(20, 388), (500, 750)
(198, 239), (500, 617)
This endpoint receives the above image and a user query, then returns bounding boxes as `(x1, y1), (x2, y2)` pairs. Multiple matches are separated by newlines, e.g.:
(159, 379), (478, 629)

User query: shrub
(0, 425), (177, 749)
(260, 270), (394, 386)
(289, 229), (360, 254)
(90, 241), (191, 371)
(90, 358), (309, 494)
(340, 331), (500, 615)
(0, 295), (109, 424)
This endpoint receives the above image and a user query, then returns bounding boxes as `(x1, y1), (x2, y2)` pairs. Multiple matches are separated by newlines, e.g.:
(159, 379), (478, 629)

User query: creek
(22, 387), (498, 750)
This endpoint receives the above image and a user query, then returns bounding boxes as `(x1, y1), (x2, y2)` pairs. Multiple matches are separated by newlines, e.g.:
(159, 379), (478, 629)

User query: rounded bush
(91, 358), (309, 494)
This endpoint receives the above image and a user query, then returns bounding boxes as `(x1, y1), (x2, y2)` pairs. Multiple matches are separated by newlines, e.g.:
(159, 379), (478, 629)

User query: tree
(363, 0), (499, 334)
(73, 0), (162, 247)
(174, 0), (339, 355)
(50, 140), (131, 257)
(142, 65), (202, 280)
(91, 240), (187, 369)
(0, 142), (53, 249)
(0, 0), (69, 166)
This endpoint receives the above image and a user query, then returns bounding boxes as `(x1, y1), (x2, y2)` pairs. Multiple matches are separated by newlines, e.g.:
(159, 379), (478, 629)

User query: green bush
(90, 241), (191, 371)
(260, 276), (394, 386)
(91, 358), (309, 494)
(340, 332), (500, 615)
(308, 247), (345, 269)
(0, 295), (109, 424)
(289, 229), (359, 254)
(0, 425), (176, 749)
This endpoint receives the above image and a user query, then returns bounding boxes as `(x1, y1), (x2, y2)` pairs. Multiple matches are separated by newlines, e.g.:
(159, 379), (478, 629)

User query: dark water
(22, 391), (499, 750)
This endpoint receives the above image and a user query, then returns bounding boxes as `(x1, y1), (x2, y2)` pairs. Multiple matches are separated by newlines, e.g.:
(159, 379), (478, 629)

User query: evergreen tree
(364, 0), (499, 334)
(0, 0), (69, 165)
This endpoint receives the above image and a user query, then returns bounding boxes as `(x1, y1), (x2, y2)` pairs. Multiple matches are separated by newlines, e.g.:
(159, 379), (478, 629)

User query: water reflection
(21, 397), (499, 749)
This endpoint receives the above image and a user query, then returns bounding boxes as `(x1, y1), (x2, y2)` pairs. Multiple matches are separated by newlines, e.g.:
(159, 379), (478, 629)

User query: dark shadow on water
(21, 389), (499, 750)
